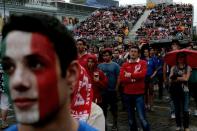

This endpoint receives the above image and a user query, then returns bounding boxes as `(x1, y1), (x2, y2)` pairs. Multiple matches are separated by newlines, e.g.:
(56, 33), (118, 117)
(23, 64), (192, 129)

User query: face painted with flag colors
(2, 31), (66, 124)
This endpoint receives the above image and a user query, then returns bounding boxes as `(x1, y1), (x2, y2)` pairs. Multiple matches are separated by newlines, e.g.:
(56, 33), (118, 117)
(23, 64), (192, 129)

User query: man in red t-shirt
(119, 46), (150, 131)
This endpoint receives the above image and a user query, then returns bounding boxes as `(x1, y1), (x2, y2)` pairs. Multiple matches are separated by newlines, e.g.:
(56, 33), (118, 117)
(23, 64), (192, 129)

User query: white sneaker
(171, 113), (176, 119)
(194, 110), (197, 117)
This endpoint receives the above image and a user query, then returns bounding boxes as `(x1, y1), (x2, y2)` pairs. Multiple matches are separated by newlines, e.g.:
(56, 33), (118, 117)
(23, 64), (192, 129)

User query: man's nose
(13, 85), (30, 92)
(11, 66), (30, 92)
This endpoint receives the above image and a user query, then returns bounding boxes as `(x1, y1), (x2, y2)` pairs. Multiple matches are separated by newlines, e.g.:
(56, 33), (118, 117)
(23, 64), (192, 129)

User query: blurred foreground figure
(1, 14), (97, 131)
(0, 64), (9, 129)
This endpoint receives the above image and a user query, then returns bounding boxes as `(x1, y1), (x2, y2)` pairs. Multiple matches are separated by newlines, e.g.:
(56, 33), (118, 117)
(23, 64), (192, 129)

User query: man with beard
(1, 14), (97, 131)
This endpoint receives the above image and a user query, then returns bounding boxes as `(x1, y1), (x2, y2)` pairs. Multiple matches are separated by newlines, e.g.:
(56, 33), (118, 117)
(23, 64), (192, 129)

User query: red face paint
(31, 33), (59, 121)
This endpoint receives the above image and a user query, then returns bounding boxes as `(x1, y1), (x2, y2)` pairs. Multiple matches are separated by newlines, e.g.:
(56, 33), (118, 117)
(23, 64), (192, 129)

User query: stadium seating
(74, 6), (146, 44)
(136, 4), (193, 42)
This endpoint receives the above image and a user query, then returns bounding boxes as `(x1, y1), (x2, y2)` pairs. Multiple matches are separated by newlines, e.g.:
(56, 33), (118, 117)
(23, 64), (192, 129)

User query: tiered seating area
(74, 6), (146, 43)
(136, 4), (193, 42)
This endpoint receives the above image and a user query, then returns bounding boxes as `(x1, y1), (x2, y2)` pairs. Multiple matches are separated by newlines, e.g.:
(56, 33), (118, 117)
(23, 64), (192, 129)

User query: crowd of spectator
(1, 10), (197, 131)
(74, 6), (145, 44)
(136, 4), (193, 41)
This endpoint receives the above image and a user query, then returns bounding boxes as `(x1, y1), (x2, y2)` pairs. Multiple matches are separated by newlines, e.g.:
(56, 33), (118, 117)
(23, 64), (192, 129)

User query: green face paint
(0, 38), (11, 104)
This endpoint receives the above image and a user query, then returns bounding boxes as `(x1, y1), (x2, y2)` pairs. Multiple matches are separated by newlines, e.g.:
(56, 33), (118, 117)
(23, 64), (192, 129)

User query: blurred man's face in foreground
(2, 31), (70, 124)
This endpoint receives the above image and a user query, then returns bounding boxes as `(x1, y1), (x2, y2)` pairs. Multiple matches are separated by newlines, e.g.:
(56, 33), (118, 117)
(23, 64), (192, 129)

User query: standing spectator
(2, 14), (97, 131)
(85, 54), (108, 106)
(155, 55), (164, 100)
(112, 49), (124, 66)
(76, 39), (89, 67)
(119, 46), (150, 131)
(98, 48), (120, 131)
(163, 40), (181, 119)
(169, 52), (191, 131)
(112, 49), (125, 110)
(84, 54), (107, 131)
(143, 48), (157, 111)
(171, 40), (181, 51)
(149, 47), (159, 86)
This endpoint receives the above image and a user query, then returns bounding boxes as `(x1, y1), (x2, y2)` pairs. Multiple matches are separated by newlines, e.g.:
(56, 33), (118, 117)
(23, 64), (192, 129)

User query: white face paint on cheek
(6, 31), (40, 124)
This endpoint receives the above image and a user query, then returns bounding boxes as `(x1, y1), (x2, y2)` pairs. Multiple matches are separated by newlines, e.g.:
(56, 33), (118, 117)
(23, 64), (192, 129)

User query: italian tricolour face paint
(4, 31), (61, 124)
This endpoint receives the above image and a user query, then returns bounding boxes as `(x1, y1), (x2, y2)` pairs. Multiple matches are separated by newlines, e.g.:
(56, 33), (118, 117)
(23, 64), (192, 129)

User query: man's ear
(65, 60), (79, 92)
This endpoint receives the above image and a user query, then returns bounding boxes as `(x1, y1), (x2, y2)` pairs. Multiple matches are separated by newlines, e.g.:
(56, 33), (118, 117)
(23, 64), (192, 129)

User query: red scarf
(71, 65), (93, 121)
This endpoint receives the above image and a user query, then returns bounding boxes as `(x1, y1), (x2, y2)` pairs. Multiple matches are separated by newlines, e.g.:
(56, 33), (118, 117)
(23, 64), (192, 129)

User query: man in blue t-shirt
(1, 14), (97, 131)
(98, 48), (120, 130)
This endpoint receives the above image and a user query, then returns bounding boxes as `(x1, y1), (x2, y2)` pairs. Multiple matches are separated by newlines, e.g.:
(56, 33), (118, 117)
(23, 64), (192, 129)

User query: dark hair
(144, 47), (150, 52)
(102, 48), (112, 56)
(176, 52), (187, 64)
(2, 13), (77, 77)
(130, 45), (140, 53)
(176, 52), (186, 58)
(76, 38), (87, 46)
(172, 39), (180, 46)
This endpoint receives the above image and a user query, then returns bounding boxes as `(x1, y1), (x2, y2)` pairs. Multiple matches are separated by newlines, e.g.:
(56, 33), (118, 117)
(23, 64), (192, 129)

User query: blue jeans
(170, 99), (175, 114)
(123, 94), (150, 131)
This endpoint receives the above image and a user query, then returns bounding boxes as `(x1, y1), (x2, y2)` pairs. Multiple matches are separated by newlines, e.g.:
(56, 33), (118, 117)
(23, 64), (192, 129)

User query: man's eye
(27, 60), (45, 71)
(2, 62), (15, 75)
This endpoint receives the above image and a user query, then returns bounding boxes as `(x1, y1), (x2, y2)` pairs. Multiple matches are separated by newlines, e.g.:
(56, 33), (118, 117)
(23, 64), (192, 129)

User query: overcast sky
(118, 0), (197, 25)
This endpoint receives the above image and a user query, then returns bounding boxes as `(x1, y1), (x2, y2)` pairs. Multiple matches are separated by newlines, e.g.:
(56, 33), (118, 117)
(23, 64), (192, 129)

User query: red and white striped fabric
(71, 65), (93, 121)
